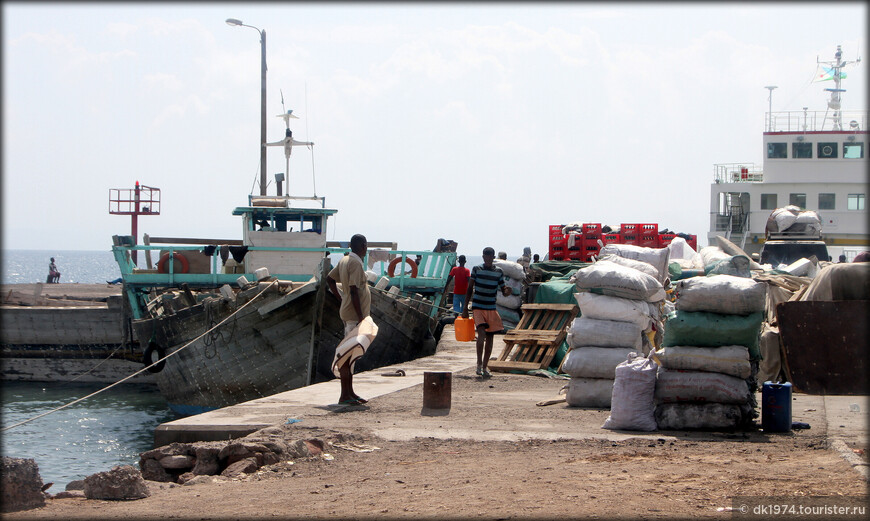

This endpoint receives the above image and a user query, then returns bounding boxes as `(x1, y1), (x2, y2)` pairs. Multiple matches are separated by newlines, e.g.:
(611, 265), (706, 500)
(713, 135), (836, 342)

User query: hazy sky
(3, 2), (866, 258)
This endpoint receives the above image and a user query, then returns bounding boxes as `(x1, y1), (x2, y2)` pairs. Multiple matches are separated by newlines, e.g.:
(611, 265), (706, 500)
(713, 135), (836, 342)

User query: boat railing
(113, 244), (455, 287)
(113, 242), (457, 319)
(713, 163), (763, 183)
(766, 110), (868, 133)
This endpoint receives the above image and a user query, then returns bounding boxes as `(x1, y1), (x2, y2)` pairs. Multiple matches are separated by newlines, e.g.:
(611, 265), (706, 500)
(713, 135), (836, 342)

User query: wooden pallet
(488, 303), (579, 373)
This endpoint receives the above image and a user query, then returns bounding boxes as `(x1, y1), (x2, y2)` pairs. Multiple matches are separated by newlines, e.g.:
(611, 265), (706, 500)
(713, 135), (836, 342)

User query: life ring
(157, 252), (189, 274)
(143, 341), (166, 373)
(387, 257), (418, 278)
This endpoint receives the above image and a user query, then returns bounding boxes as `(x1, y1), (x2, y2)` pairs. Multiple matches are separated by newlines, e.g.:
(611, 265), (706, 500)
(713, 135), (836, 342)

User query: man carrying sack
(327, 234), (378, 405)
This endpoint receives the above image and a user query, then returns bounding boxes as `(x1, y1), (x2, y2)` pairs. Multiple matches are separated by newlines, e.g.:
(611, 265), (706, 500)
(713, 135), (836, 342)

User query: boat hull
(135, 281), (440, 415)
(0, 303), (154, 384)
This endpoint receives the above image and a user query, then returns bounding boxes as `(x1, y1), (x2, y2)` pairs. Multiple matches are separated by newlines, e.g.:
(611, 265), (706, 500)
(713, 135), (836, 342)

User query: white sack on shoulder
(568, 316), (643, 350)
(493, 259), (526, 280)
(651, 345), (751, 379)
(574, 291), (652, 330)
(603, 353), (658, 431)
(573, 260), (666, 302)
(561, 346), (640, 379)
(599, 244), (670, 285)
(674, 274), (767, 315)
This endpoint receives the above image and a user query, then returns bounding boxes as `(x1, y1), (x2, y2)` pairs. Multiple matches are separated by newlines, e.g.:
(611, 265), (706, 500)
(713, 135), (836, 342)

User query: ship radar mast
(265, 89), (314, 197)
(818, 45), (861, 130)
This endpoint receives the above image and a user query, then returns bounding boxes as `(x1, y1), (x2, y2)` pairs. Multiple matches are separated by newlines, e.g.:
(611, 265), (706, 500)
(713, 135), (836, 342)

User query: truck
(760, 207), (830, 266)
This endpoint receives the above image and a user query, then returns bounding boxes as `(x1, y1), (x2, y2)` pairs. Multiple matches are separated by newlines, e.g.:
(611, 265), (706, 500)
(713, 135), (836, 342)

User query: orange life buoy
(157, 252), (189, 274)
(387, 257), (418, 278)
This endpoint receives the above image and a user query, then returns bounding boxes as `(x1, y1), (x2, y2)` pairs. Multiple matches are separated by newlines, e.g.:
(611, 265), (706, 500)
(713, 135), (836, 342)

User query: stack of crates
(582, 223), (602, 260)
(549, 225), (567, 260)
(548, 223), (697, 262)
(658, 233), (698, 250)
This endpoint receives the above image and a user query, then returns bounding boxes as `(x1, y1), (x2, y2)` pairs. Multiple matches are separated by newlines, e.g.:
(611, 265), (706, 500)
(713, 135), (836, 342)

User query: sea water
(2, 250), (174, 490)
(2, 249), (121, 285)
(1, 381), (177, 491)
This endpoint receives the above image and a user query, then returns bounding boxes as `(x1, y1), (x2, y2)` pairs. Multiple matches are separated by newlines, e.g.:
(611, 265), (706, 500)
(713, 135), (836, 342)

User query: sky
(2, 2), (867, 260)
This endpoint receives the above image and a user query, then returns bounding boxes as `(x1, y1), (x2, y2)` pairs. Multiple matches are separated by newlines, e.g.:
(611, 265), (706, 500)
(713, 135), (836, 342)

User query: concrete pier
(153, 324), (869, 481)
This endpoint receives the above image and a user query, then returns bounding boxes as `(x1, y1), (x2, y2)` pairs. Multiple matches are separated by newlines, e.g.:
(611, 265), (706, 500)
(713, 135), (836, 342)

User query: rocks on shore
(138, 426), (341, 484)
(1, 457), (46, 512)
(83, 465), (150, 500)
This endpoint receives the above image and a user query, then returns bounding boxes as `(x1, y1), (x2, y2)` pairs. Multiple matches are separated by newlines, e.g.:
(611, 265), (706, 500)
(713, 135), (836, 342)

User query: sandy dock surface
(7, 359), (868, 520)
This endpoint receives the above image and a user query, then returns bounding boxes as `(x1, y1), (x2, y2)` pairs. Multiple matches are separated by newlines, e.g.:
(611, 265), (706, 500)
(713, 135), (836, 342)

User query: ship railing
(766, 110), (868, 133)
(112, 242), (457, 318)
(713, 163), (763, 183)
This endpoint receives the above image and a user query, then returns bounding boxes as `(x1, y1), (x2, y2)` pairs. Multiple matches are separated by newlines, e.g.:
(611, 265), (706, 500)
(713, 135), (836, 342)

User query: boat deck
(1, 283), (122, 306)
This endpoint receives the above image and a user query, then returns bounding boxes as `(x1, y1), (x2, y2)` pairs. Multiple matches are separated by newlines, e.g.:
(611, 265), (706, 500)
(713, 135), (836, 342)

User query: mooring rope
(1, 280), (279, 433)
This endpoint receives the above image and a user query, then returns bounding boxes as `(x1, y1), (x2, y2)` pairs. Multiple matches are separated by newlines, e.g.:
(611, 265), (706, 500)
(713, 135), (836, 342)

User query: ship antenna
(818, 45), (862, 130)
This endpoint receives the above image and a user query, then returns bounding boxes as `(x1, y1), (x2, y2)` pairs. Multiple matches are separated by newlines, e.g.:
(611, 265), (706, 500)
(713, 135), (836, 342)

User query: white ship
(709, 45), (867, 261)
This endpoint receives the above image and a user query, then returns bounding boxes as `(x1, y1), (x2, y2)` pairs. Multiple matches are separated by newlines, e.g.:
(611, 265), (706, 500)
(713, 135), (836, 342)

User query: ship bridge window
(789, 193), (806, 209)
(818, 193), (836, 210)
(844, 142), (864, 159)
(848, 194), (865, 211)
(767, 142), (787, 158)
(792, 142), (812, 158)
(817, 142), (838, 158)
(761, 194), (778, 210)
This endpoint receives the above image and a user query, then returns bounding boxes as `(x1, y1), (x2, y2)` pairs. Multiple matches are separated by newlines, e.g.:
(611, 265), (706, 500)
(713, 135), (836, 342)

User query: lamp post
(226, 18), (267, 196)
(764, 86), (777, 132)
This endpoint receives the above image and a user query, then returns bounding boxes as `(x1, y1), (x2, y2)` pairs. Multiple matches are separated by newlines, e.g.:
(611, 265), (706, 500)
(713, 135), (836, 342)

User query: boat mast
(819, 45), (861, 130)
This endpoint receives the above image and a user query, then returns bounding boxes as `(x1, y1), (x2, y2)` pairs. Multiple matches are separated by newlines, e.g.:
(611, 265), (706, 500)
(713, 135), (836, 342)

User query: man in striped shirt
(461, 247), (512, 377)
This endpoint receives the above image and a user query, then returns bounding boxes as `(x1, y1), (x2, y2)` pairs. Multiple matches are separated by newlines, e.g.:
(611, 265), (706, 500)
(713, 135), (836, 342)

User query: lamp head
(226, 18), (243, 26)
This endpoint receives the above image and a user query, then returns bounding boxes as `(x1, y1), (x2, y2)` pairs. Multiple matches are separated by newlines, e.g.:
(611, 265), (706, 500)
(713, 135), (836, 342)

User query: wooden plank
(488, 360), (542, 372)
(519, 303), (579, 312)
(504, 330), (562, 340)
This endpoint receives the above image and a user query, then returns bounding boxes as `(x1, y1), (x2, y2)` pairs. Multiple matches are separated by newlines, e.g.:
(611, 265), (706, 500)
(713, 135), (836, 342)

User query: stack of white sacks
(493, 259), (526, 329)
(652, 274), (767, 430)
(562, 244), (668, 408)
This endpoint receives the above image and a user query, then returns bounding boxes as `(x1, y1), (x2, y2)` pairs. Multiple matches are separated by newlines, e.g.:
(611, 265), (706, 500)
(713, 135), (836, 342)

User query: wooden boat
(113, 110), (456, 415)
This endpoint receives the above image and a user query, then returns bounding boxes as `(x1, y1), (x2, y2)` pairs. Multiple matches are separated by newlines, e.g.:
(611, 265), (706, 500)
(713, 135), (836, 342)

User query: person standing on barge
(47, 257), (60, 283)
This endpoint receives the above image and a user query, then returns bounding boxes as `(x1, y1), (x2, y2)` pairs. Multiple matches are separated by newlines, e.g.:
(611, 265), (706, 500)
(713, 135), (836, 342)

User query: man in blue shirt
(461, 247), (512, 377)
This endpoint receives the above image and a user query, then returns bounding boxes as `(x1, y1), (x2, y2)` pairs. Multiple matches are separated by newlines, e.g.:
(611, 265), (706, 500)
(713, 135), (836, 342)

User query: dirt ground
(9, 370), (868, 520)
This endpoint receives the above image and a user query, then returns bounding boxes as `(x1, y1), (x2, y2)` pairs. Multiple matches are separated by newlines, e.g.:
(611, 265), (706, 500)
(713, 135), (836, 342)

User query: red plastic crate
(549, 234), (566, 247)
(566, 249), (586, 261)
(565, 233), (584, 251)
(602, 233), (621, 245)
(621, 233), (638, 245)
(620, 223), (639, 235)
(639, 223), (658, 235)
(637, 234), (658, 248)
(549, 224), (564, 235)
(548, 245), (565, 260)
(686, 235), (697, 251)
(658, 233), (677, 248)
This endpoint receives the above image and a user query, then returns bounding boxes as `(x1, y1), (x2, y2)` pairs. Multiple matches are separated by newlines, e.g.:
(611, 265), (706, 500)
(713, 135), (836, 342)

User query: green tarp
(532, 278), (579, 371)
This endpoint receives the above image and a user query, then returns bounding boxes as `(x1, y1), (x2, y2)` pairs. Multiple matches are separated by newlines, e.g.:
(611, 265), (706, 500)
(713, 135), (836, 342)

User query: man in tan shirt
(327, 234), (371, 405)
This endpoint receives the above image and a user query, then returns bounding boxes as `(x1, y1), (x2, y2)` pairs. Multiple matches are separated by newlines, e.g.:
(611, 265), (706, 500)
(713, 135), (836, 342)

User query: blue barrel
(762, 381), (792, 432)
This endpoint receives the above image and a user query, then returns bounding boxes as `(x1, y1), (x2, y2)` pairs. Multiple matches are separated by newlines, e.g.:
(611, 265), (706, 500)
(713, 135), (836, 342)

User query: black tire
(143, 342), (166, 373)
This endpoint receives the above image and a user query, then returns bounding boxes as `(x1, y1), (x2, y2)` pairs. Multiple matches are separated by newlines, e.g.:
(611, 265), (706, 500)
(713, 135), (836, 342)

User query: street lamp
(764, 86), (777, 132)
(226, 18), (268, 196)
